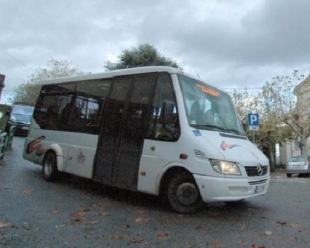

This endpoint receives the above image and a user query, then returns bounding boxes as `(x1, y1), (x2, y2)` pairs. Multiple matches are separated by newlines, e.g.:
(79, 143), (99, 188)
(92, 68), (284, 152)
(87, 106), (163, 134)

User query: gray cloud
(1, 0), (310, 103)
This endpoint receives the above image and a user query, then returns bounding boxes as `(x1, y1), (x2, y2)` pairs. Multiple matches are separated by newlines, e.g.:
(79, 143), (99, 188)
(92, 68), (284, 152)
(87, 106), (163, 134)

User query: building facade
(279, 74), (310, 164)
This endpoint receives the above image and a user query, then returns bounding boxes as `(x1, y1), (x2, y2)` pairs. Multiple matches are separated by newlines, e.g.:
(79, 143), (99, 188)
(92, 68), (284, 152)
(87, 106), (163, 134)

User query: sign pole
(253, 131), (255, 144)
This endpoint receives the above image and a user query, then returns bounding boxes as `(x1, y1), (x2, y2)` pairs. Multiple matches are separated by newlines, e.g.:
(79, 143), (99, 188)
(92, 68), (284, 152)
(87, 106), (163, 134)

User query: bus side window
(46, 105), (59, 129)
(59, 95), (82, 130)
(147, 73), (179, 141)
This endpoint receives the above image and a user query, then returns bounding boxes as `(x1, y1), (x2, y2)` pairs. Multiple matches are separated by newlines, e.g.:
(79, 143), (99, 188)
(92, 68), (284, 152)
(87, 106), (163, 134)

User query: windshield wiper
(223, 128), (242, 135)
(192, 124), (223, 130)
(192, 125), (242, 135)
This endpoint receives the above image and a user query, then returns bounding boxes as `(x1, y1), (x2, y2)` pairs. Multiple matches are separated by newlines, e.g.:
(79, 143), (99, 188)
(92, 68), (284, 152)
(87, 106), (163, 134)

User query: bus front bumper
(194, 174), (270, 203)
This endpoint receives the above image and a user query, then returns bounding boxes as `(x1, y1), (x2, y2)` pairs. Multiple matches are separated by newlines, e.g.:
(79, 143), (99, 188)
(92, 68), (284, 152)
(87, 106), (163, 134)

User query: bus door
(93, 74), (157, 190)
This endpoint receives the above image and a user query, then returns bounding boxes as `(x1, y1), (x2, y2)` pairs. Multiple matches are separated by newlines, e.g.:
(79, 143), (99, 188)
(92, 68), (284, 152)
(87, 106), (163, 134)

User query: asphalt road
(1, 137), (310, 248)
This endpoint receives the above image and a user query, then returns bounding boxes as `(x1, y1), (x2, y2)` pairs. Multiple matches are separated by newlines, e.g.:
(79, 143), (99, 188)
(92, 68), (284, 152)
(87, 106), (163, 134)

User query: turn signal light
(180, 153), (188, 159)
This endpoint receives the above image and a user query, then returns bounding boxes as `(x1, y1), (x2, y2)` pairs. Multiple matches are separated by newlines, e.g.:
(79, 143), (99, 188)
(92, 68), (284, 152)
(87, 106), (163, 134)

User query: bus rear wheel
(167, 172), (204, 214)
(42, 152), (58, 182)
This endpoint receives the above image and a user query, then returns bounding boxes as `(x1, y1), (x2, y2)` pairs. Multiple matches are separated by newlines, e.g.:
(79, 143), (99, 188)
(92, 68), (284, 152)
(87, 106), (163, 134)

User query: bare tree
(14, 58), (85, 105)
(228, 72), (301, 170)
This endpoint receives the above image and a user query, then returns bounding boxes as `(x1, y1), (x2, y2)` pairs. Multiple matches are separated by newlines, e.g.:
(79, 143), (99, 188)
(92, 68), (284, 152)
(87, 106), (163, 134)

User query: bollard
(6, 125), (16, 150)
(0, 132), (7, 160)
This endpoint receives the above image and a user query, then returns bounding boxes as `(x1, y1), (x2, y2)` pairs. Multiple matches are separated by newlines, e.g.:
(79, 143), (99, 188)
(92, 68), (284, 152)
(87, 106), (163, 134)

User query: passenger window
(34, 80), (111, 134)
(146, 73), (180, 141)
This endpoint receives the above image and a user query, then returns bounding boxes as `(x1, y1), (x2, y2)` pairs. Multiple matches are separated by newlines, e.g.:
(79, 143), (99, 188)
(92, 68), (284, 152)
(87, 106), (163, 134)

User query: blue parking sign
(248, 113), (259, 130)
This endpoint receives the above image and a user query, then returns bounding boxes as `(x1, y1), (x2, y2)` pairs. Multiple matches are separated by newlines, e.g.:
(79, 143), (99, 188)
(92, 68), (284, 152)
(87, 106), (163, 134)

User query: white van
(23, 66), (270, 213)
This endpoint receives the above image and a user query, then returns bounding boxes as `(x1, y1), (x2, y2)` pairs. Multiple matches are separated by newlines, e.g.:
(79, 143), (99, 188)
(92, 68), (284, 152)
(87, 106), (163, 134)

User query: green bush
(0, 104), (11, 133)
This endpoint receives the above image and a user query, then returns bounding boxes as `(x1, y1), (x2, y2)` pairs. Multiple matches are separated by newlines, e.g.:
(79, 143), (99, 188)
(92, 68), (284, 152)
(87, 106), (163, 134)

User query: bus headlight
(209, 159), (241, 175)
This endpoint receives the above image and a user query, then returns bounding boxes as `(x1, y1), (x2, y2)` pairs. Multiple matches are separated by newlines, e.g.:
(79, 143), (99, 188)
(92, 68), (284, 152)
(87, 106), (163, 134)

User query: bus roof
(40, 66), (189, 85)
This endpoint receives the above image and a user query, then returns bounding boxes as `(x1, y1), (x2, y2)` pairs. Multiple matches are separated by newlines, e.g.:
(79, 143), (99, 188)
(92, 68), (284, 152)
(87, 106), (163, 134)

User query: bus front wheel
(42, 152), (58, 182)
(167, 172), (204, 214)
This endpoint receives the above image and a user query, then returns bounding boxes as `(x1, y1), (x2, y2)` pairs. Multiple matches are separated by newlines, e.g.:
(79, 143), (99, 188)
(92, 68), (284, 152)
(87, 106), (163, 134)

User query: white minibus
(23, 66), (270, 213)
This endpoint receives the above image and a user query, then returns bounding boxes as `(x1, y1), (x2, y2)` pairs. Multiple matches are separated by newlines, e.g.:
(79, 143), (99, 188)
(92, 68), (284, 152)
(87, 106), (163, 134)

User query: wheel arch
(159, 166), (194, 197)
(44, 144), (65, 172)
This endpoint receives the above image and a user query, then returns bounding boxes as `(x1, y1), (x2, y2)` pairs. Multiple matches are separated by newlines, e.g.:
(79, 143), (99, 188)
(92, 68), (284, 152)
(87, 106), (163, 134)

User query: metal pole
(253, 131), (255, 144)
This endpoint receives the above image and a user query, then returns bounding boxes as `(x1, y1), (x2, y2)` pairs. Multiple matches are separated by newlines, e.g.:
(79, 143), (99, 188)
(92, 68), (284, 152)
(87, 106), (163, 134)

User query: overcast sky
(1, 0), (310, 103)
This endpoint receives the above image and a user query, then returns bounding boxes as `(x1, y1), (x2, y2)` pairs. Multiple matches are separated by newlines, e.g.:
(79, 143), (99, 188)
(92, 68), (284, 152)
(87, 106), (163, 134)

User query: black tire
(286, 173), (291, 178)
(42, 152), (58, 182)
(167, 172), (204, 214)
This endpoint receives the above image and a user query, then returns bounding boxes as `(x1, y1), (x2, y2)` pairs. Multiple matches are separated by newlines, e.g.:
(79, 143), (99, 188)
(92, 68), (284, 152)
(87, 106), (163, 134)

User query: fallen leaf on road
(265, 231), (272, 235)
(166, 219), (188, 225)
(71, 218), (83, 225)
(120, 224), (130, 230)
(0, 222), (10, 228)
(134, 209), (148, 214)
(87, 220), (99, 225)
(22, 189), (34, 194)
(156, 233), (169, 240)
(110, 235), (129, 240)
(134, 217), (149, 223)
(289, 223), (307, 232)
(277, 220), (287, 225)
(92, 203), (112, 208)
(73, 211), (87, 217)
(130, 237), (146, 244)
(53, 209), (62, 214)
(99, 211), (109, 216)
(211, 239), (222, 246)
(286, 237), (298, 242)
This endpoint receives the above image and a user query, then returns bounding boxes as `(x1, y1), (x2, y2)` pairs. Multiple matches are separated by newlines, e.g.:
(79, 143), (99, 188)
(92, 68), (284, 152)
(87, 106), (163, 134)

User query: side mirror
(161, 100), (179, 138)
(161, 100), (175, 125)
(9, 116), (17, 125)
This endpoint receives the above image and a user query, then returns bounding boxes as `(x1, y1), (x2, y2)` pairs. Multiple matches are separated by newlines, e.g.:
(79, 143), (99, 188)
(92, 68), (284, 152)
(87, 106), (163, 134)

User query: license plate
(254, 184), (265, 193)
(22, 127), (29, 130)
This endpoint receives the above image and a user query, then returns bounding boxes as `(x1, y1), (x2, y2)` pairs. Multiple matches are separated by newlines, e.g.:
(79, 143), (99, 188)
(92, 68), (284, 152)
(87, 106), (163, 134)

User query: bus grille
(248, 179), (268, 185)
(244, 165), (268, 176)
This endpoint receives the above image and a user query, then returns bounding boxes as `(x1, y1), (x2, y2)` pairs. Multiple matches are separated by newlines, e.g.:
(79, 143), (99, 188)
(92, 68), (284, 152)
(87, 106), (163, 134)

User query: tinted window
(146, 72), (179, 141)
(178, 74), (243, 134)
(34, 79), (111, 134)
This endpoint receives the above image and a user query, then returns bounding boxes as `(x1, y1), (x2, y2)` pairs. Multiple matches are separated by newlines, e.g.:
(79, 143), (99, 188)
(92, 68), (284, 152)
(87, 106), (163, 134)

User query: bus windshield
(178, 74), (244, 135)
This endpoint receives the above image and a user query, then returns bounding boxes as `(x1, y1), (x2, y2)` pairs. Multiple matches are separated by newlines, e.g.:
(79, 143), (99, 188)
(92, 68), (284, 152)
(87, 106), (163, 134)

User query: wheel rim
(44, 158), (52, 176)
(176, 182), (199, 206)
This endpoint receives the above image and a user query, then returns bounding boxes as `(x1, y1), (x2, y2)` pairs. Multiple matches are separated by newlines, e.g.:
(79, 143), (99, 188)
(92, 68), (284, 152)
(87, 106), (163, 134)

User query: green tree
(229, 88), (258, 124)
(14, 58), (85, 105)
(104, 43), (181, 71)
(253, 73), (301, 166)
(228, 73), (300, 170)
